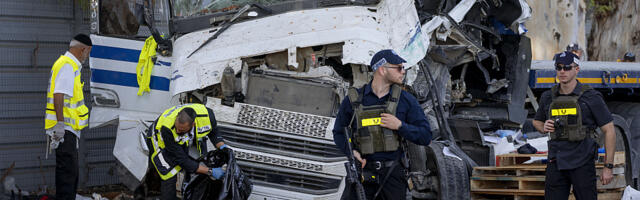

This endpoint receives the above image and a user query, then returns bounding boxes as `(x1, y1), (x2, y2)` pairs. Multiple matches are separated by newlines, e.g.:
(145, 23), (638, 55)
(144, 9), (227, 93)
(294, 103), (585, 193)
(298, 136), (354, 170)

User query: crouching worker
(148, 103), (228, 200)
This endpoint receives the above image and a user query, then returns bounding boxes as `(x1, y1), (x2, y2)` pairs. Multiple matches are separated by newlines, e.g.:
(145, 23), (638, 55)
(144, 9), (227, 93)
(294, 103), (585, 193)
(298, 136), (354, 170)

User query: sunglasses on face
(555, 64), (577, 71)
(385, 65), (406, 72)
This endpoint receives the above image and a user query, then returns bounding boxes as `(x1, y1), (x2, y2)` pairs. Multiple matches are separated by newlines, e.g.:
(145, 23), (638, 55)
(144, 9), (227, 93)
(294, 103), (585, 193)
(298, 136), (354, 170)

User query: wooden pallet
(471, 164), (626, 200)
(496, 152), (626, 167)
(473, 165), (547, 177)
(472, 189), (544, 200)
(471, 165), (546, 199)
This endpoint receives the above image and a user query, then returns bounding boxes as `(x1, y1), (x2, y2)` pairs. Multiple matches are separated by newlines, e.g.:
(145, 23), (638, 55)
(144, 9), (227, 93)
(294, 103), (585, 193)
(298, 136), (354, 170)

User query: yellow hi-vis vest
(150, 104), (213, 180)
(44, 55), (89, 131)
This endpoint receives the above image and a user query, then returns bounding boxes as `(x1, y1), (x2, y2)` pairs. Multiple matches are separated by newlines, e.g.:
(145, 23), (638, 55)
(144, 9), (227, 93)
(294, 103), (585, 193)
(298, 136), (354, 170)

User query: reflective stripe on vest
(44, 55), (89, 131)
(150, 104), (212, 180)
(150, 133), (182, 180)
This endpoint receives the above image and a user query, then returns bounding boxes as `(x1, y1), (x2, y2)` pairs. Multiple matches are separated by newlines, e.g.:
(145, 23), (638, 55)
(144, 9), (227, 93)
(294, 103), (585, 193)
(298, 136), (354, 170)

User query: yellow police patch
(362, 117), (382, 127)
(551, 108), (577, 116)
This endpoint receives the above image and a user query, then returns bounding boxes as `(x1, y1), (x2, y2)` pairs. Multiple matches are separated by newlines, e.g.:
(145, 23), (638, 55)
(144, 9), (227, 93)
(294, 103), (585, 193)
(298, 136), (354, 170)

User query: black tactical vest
(548, 84), (596, 141)
(348, 84), (402, 155)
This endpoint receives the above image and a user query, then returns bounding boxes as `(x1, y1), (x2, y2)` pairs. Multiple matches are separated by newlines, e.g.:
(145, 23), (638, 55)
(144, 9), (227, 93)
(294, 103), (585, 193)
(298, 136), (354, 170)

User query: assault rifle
(343, 127), (367, 200)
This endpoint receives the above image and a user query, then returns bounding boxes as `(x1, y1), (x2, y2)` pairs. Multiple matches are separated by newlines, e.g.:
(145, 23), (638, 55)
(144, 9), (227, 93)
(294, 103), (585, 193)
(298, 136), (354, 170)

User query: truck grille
(219, 124), (344, 162)
(237, 104), (332, 139)
(238, 161), (342, 195)
(235, 151), (323, 172)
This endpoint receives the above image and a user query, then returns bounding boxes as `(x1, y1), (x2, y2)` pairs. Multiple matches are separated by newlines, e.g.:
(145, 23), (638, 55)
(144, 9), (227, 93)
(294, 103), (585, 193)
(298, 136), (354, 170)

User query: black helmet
(623, 52), (635, 62)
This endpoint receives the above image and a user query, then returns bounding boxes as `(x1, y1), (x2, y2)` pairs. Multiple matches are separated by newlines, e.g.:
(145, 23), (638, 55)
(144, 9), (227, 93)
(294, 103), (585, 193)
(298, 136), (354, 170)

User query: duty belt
(367, 160), (396, 170)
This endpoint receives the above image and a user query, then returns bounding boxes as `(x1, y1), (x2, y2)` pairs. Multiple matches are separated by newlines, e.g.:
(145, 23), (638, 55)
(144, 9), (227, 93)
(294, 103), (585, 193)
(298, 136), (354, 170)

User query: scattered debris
(3, 176), (29, 196)
(622, 185), (640, 200)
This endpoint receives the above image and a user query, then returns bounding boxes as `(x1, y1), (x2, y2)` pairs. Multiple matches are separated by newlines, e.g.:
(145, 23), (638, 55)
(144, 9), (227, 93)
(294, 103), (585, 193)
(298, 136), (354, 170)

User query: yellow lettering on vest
(551, 108), (577, 116)
(362, 117), (382, 127)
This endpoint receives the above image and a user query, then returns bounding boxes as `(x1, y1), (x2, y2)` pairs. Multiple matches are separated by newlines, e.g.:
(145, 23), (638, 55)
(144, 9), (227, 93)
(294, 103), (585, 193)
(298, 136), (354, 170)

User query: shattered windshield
(171, 0), (293, 18)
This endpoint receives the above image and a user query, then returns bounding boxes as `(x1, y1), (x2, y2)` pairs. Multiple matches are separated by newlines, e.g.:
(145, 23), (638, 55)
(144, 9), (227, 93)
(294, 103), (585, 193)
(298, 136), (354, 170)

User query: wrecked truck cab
(90, 0), (533, 199)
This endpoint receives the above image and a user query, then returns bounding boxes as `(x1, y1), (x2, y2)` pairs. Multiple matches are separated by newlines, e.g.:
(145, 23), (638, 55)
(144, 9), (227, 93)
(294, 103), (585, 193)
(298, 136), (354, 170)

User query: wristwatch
(604, 163), (614, 169)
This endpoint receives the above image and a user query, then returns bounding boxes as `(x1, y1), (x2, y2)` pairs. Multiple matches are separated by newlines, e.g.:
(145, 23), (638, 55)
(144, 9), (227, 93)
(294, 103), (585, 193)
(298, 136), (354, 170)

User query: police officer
(148, 103), (228, 200)
(566, 43), (583, 59)
(622, 52), (635, 62)
(333, 49), (432, 199)
(532, 51), (616, 200)
(44, 34), (92, 200)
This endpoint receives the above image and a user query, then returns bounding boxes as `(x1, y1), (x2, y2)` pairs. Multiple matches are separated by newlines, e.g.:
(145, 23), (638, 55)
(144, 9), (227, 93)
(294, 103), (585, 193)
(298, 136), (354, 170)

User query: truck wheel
(425, 141), (471, 200)
(607, 102), (640, 189)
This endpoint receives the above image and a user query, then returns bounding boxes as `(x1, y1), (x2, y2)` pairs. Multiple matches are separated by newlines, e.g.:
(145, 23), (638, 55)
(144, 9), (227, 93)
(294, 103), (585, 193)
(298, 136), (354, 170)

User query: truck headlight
(91, 87), (120, 108)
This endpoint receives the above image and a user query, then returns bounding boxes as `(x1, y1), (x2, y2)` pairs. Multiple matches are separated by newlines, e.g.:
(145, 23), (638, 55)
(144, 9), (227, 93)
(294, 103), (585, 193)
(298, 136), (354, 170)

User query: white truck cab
(88, 0), (534, 199)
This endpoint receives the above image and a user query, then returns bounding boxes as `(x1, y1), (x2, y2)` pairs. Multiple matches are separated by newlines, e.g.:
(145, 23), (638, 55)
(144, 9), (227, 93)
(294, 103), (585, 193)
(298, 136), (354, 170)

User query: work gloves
(219, 144), (233, 155)
(48, 122), (66, 149)
(209, 167), (225, 180)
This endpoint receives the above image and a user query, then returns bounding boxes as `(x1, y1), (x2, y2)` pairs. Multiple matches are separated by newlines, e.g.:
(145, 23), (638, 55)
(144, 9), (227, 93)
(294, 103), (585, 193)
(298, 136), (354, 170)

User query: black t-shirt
(158, 108), (223, 173)
(534, 82), (613, 170)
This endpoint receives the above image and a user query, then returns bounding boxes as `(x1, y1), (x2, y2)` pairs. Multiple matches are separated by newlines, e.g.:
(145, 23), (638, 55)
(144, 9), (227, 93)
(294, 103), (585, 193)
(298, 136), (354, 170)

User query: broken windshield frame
(171, 0), (291, 18)
(168, 0), (380, 35)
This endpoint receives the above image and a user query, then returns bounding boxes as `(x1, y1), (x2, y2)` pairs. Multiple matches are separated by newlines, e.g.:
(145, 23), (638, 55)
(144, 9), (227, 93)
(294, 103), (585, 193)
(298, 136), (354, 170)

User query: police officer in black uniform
(622, 52), (635, 62)
(333, 49), (432, 199)
(532, 51), (616, 200)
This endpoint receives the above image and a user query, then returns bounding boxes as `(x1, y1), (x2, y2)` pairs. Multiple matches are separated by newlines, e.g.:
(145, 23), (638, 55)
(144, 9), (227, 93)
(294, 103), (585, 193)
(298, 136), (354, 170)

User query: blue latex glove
(219, 144), (228, 150)
(210, 167), (225, 180)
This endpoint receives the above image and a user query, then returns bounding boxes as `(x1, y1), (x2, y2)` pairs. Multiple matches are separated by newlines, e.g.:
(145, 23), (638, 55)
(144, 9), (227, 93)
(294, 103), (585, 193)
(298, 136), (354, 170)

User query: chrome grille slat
(237, 104), (331, 139)
(223, 131), (337, 155)
(235, 151), (323, 172)
(237, 161), (341, 195)
(220, 126), (343, 160)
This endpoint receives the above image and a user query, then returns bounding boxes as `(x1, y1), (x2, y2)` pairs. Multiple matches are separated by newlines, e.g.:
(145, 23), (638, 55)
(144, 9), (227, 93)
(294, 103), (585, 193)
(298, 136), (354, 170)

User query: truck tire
(607, 102), (640, 189)
(425, 141), (471, 200)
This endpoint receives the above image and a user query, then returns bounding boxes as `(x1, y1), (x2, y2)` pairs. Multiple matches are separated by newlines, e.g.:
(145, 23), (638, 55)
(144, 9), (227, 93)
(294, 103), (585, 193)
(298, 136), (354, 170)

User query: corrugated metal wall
(0, 0), (120, 193)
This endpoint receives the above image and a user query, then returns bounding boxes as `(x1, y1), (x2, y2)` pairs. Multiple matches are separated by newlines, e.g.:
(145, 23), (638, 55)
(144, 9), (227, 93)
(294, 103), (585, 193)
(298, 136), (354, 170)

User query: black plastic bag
(183, 148), (252, 200)
(517, 143), (538, 154)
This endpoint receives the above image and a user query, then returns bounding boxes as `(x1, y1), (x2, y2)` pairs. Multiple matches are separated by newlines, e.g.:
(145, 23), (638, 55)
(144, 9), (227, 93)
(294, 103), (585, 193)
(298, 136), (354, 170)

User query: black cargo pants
(56, 131), (78, 200)
(545, 160), (597, 200)
(342, 161), (407, 200)
(160, 176), (179, 200)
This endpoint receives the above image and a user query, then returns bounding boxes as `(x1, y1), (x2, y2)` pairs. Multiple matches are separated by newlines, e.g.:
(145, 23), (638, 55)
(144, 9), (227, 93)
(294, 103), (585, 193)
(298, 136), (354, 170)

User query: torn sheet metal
(171, 1), (425, 95)
(112, 117), (151, 182)
(434, 0), (481, 41)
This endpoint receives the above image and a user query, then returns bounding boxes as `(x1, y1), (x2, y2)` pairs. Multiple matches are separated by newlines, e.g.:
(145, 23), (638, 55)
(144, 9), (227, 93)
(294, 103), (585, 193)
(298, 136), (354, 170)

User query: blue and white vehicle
(87, 0), (538, 199)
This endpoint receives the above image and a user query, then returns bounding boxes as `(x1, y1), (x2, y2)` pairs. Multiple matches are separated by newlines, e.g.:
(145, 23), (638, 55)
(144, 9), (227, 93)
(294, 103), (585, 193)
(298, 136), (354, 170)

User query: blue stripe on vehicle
(91, 69), (170, 91)
(157, 61), (171, 66)
(91, 45), (141, 63)
(90, 45), (172, 66)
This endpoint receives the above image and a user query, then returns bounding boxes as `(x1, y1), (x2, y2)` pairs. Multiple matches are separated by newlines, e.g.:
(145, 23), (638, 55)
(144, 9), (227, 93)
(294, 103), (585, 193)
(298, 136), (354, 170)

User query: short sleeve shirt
(534, 81), (613, 170)
(47, 52), (84, 136)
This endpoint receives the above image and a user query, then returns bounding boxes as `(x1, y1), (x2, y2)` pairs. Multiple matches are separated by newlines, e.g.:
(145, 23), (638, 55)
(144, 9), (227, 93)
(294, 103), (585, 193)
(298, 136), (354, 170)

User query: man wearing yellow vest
(148, 104), (227, 200)
(44, 34), (92, 200)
